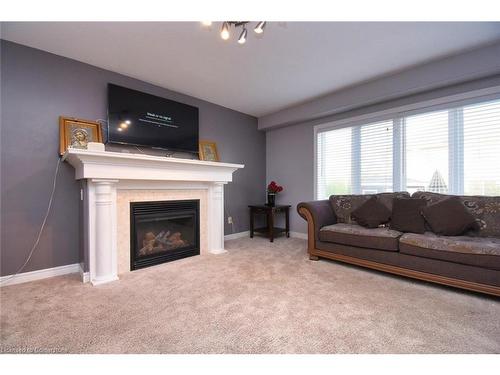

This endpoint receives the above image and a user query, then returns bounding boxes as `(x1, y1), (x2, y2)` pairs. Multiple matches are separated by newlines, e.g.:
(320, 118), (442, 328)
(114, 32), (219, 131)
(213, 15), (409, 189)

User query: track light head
(238, 28), (247, 44)
(221, 22), (230, 40)
(254, 21), (266, 34)
(205, 21), (267, 44)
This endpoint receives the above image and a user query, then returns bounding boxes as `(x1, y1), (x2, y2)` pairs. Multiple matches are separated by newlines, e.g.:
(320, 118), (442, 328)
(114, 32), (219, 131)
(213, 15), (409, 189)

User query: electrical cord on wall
(1, 158), (61, 285)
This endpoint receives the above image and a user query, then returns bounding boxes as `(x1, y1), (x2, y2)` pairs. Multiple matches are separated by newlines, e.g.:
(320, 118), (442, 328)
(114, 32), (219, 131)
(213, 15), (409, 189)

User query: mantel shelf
(62, 148), (244, 182)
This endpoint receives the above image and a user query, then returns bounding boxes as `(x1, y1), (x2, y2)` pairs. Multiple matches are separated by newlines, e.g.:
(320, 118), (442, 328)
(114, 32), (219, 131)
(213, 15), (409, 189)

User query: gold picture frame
(59, 116), (103, 155)
(198, 140), (220, 162)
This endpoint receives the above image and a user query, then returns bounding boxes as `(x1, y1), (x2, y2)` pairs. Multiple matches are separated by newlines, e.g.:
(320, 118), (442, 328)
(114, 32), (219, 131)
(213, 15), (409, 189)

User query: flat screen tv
(107, 83), (199, 153)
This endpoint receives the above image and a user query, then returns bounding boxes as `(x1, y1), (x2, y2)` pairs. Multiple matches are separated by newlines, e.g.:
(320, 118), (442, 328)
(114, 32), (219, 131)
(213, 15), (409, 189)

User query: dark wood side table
(248, 205), (291, 242)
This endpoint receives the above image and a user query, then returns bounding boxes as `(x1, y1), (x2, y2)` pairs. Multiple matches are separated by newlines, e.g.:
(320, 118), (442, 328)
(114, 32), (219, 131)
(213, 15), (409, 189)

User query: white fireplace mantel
(63, 148), (244, 182)
(63, 148), (244, 286)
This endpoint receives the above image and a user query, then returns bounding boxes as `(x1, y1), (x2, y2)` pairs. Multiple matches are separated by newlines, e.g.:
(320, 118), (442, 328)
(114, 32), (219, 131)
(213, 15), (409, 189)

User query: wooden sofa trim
(298, 206), (500, 297)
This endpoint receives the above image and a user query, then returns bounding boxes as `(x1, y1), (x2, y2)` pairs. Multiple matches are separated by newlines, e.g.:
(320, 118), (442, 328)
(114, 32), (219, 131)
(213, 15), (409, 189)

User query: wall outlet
(227, 216), (233, 224)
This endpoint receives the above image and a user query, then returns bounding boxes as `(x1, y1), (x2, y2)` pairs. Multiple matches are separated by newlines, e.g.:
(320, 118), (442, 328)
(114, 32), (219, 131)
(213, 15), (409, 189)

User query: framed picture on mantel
(59, 116), (103, 155)
(198, 140), (220, 162)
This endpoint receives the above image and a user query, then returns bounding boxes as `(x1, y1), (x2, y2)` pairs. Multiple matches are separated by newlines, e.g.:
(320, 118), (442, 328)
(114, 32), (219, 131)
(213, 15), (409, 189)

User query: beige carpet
(1, 237), (499, 353)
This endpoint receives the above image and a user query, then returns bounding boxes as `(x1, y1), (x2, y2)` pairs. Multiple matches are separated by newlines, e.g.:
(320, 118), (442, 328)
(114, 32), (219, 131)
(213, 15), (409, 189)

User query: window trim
(313, 86), (500, 199)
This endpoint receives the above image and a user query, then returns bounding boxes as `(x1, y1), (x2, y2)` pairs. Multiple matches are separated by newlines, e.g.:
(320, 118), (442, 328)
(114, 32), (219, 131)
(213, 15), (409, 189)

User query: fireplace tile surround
(63, 148), (244, 285)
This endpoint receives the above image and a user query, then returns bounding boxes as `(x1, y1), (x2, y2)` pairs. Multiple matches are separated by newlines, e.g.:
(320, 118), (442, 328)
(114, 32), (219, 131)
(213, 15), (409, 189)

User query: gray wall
(266, 123), (314, 234)
(0, 40), (266, 276)
(266, 66), (500, 234)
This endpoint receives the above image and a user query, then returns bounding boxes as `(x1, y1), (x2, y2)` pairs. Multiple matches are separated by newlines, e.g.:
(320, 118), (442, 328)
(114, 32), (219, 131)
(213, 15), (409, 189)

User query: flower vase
(267, 192), (276, 207)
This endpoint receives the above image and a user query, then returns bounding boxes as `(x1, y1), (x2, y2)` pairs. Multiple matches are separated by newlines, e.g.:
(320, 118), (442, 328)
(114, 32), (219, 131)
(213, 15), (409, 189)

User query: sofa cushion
(399, 232), (500, 270)
(351, 196), (391, 228)
(390, 198), (427, 234)
(412, 191), (500, 238)
(421, 197), (477, 236)
(319, 223), (402, 251)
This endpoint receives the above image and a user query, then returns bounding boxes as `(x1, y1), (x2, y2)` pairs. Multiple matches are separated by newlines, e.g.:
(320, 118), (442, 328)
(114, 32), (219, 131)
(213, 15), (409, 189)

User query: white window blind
(316, 120), (393, 197)
(359, 120), (393, 194)
(316, 97), (500, 199)
(463, 100), (500, 195)
(405, 110), (449, 195)
(317, 126), (352, 198)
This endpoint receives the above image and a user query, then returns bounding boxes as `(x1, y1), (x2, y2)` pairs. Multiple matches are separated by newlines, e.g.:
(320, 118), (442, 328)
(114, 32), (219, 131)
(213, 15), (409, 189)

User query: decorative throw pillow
(390, 198), (427, 234)
(329, 195), (372, 223)
(376, 192), (411, 211)
(351, 196), (391, 228)
(421, 197), (477, 236)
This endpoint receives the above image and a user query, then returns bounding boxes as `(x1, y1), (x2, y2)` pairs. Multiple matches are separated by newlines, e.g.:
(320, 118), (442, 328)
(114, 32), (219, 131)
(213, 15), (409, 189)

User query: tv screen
(107, 84), (199, 153)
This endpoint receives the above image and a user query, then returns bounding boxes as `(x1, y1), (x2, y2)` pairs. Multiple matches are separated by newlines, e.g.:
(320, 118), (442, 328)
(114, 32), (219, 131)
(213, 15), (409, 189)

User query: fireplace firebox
(130, 200), (200, 270)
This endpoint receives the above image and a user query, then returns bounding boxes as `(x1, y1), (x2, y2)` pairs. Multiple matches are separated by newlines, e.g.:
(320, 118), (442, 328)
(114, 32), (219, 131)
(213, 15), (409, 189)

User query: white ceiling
(2, 22), (500, 117)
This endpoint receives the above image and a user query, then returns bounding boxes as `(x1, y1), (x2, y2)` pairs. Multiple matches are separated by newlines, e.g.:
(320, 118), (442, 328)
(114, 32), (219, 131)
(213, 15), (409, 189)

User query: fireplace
(130, 200), (200, 270)
(64, 148), (243, 285)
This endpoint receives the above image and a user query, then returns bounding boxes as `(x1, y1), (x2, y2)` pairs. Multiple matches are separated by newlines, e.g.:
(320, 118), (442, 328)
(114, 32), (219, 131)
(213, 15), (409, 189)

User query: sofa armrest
(297, 200), (337, 251)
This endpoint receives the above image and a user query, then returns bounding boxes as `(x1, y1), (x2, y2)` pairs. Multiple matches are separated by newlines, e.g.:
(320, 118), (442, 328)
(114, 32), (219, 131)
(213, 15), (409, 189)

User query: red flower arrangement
(267, 181), (284, 193)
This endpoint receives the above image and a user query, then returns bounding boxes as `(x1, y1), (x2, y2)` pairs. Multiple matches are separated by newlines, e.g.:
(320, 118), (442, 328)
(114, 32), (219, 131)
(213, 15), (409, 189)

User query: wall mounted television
(107, 83), (199, 154)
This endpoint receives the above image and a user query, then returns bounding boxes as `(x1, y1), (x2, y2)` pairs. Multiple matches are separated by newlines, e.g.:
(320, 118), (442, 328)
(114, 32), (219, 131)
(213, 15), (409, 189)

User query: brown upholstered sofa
(297, 192), (500, 296)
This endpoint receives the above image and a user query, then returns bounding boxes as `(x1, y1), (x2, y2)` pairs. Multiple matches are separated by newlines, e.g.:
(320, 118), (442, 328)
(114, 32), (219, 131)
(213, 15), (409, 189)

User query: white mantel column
(89, 179), (119, 285)
(208, 182), (227, 254)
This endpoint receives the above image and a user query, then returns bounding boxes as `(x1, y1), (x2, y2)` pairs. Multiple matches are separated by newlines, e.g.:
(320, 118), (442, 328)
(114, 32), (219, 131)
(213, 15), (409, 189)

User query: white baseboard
(290, 231), (307, 240)
(224, 231), (250, 240)
(0, 263), (81, 287)
(224, 230), (307, 240)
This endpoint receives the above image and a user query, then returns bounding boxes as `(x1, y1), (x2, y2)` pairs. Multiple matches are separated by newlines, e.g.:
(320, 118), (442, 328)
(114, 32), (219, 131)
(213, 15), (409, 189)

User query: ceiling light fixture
(220, 22), (230, 40)
(254, 21), (266, 34)
(238, 28), (247, 44)
(201, 21), (267, 44)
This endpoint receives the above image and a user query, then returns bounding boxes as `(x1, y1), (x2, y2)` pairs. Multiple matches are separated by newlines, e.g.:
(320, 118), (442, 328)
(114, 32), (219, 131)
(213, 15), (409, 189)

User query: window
(316, 120), (393, 198)
(404, 110), (449, 195)
(463, 100), (500, 195)
(316, 97), (500, 199)
(317, 127), (351, 197)
(359, 120), (393, 194)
